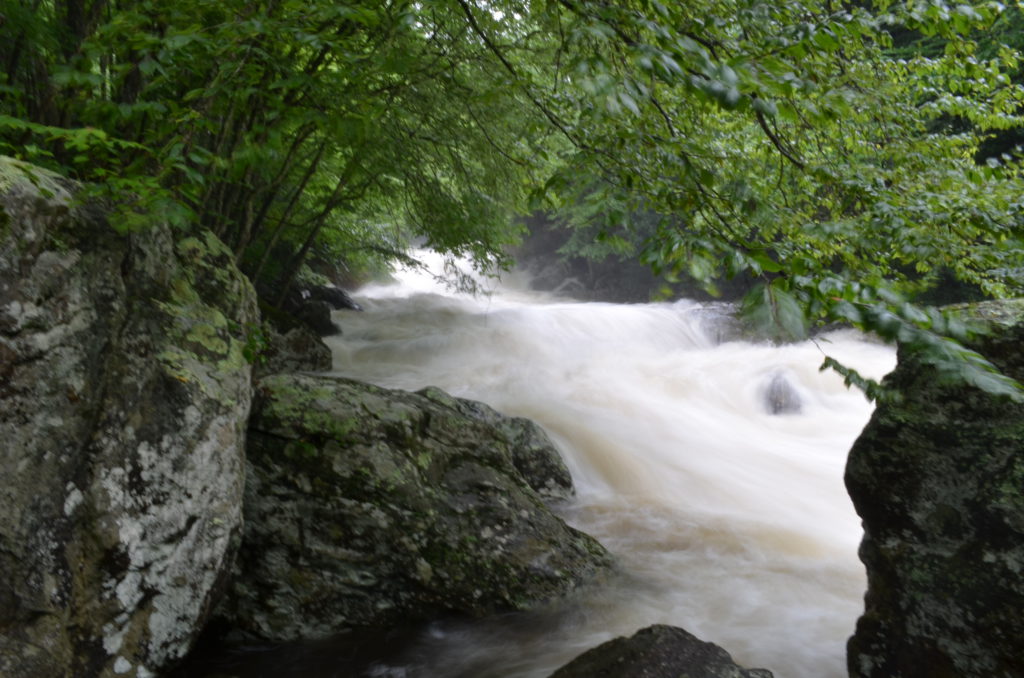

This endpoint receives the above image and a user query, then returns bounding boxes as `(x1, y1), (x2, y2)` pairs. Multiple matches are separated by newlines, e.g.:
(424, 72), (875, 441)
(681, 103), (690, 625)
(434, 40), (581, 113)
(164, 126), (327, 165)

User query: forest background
(2, 0), (1023, 396)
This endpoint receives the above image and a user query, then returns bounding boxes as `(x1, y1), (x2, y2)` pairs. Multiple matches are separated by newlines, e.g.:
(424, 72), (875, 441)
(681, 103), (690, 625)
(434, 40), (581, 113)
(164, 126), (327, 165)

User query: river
(319, 253), (896, 678)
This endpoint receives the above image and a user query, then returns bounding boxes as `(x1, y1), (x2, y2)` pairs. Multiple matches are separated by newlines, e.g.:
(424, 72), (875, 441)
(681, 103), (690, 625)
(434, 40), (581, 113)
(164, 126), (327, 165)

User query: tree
(1, 0), (550, 279)
(1, 0), (1022, 396)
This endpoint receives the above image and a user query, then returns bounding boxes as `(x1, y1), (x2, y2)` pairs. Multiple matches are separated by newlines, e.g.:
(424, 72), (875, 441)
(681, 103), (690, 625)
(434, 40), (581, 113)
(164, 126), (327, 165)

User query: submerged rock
(846, 298), (1024, 678)
(548, 624), (774, 678)
(0, 158), (257, 677)
(762, 372), (801, 415)
(218, 373), (610, 642)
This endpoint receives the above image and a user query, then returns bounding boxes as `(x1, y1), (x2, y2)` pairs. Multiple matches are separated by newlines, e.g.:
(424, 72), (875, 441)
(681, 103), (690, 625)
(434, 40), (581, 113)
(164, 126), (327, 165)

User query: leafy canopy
(1, 0), (1023, 397)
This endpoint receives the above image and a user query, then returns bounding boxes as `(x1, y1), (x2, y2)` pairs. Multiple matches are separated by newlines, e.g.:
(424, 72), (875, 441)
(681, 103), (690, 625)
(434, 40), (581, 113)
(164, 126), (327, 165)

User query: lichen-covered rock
(846, 298), (1024, 678)
(218, 373), (610, 642)
(548, 624), (774, 678)
(0, 158), (258, 678)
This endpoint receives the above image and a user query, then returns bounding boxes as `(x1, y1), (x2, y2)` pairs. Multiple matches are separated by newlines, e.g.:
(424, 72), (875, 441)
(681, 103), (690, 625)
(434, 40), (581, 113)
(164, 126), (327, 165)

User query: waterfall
(325, 253), (896, 678)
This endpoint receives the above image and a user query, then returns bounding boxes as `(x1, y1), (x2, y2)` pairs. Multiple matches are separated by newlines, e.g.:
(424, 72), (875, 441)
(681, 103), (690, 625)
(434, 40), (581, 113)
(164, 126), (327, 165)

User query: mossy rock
(218, 373), (611, 642)
(0, 157), (258, 678)
(846, 298), (1024, 678)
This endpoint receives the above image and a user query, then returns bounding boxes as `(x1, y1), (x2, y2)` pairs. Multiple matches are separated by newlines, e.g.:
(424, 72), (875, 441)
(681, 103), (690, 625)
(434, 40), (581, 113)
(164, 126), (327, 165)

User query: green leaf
(752, 97), (778, 116)
(741, 282), (807, 341)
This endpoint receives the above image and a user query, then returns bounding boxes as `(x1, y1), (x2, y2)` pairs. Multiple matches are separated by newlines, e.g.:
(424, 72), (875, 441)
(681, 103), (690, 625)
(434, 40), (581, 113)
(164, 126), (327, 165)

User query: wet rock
(548, 624), (774, 678)
(294, 298), (340, 336)
(255, 323), (333, 377)
(218, 373), (610, 642)
(846, 298), (1024, 678)
(416, 386), (575, 502)
(307, 284), (363, 311)
(762, 372), (801, 415)
(269, 284), (359, 338)
(0, 158), (257, 677)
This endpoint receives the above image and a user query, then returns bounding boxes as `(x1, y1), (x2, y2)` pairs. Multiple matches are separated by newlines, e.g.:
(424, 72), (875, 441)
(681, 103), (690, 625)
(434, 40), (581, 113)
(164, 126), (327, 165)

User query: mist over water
(326, 253), (896, 678)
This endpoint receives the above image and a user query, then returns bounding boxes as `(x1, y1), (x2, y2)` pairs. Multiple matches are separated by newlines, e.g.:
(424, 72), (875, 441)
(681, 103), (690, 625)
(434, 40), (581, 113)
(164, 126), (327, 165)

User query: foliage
(515, 0), (1024, 397)
(1, 0), (545, 287)
(1, 0), (1023, 398)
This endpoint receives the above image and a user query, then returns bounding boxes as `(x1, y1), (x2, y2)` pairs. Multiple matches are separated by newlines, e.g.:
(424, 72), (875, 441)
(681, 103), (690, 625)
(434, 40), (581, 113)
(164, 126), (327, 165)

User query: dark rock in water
(294, 298), (341, 336)
(763, 372), (801, 415)
(0, 158), (256, 677)
(846, 298), (1024, 678)
(307, 284), (363, 311)
(218, 374), (610, 642)
(548, 624), (774, 678)
(266, 284), (356, 337)
(255, 323), (333, 376)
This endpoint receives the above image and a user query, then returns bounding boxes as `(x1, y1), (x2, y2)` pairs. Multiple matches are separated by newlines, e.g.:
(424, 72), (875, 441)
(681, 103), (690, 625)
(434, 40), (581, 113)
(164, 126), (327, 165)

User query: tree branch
(454, 0), (581, 149)
(755, 107), (805, 170)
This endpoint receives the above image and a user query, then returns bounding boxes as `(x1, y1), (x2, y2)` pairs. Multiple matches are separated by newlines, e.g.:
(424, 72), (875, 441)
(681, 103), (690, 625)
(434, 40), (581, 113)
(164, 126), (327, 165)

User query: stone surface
(416, 385), (575, 502)
(762, 372), (801, 415)
(0, 158), (257, 678)
(307, 284), (363, 311)
(270, 283), (359, 338)
(218, 373), (610, 642)
(548, 624), (774, 678)
(294, 298), (340, 336)
(255, 323), (333, 377)
(846, 298), (1024, 678)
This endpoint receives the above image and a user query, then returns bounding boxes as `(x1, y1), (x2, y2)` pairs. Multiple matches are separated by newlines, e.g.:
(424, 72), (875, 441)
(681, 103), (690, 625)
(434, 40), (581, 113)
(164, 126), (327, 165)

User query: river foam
(326, 253), (896, 678)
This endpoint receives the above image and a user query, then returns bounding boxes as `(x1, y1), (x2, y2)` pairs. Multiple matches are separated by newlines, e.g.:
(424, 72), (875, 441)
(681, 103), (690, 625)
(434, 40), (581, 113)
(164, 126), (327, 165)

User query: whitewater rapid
(325, 254), (896, 678)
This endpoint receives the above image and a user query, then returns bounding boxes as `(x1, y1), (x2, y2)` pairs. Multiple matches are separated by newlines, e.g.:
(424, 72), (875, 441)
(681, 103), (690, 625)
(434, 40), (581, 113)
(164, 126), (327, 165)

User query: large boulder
(846, 299), (1024, 678)
(0, 158), (257, 677)
(548, 624), (774, 678)
(217, 373), (610, 642)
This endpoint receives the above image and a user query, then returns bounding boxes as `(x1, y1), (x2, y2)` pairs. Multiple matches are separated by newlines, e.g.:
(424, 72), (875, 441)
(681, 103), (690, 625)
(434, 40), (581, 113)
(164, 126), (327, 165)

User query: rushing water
(320, 254), (896, 678)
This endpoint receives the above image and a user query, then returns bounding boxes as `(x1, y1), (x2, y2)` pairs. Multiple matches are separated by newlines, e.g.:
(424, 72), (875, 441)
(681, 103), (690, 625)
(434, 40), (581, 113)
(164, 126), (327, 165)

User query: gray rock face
(220, 373), (610, 642)
(0, 158), (257, 678)
(846, 299), (1024, 678)
(548, 624), (774, 678)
